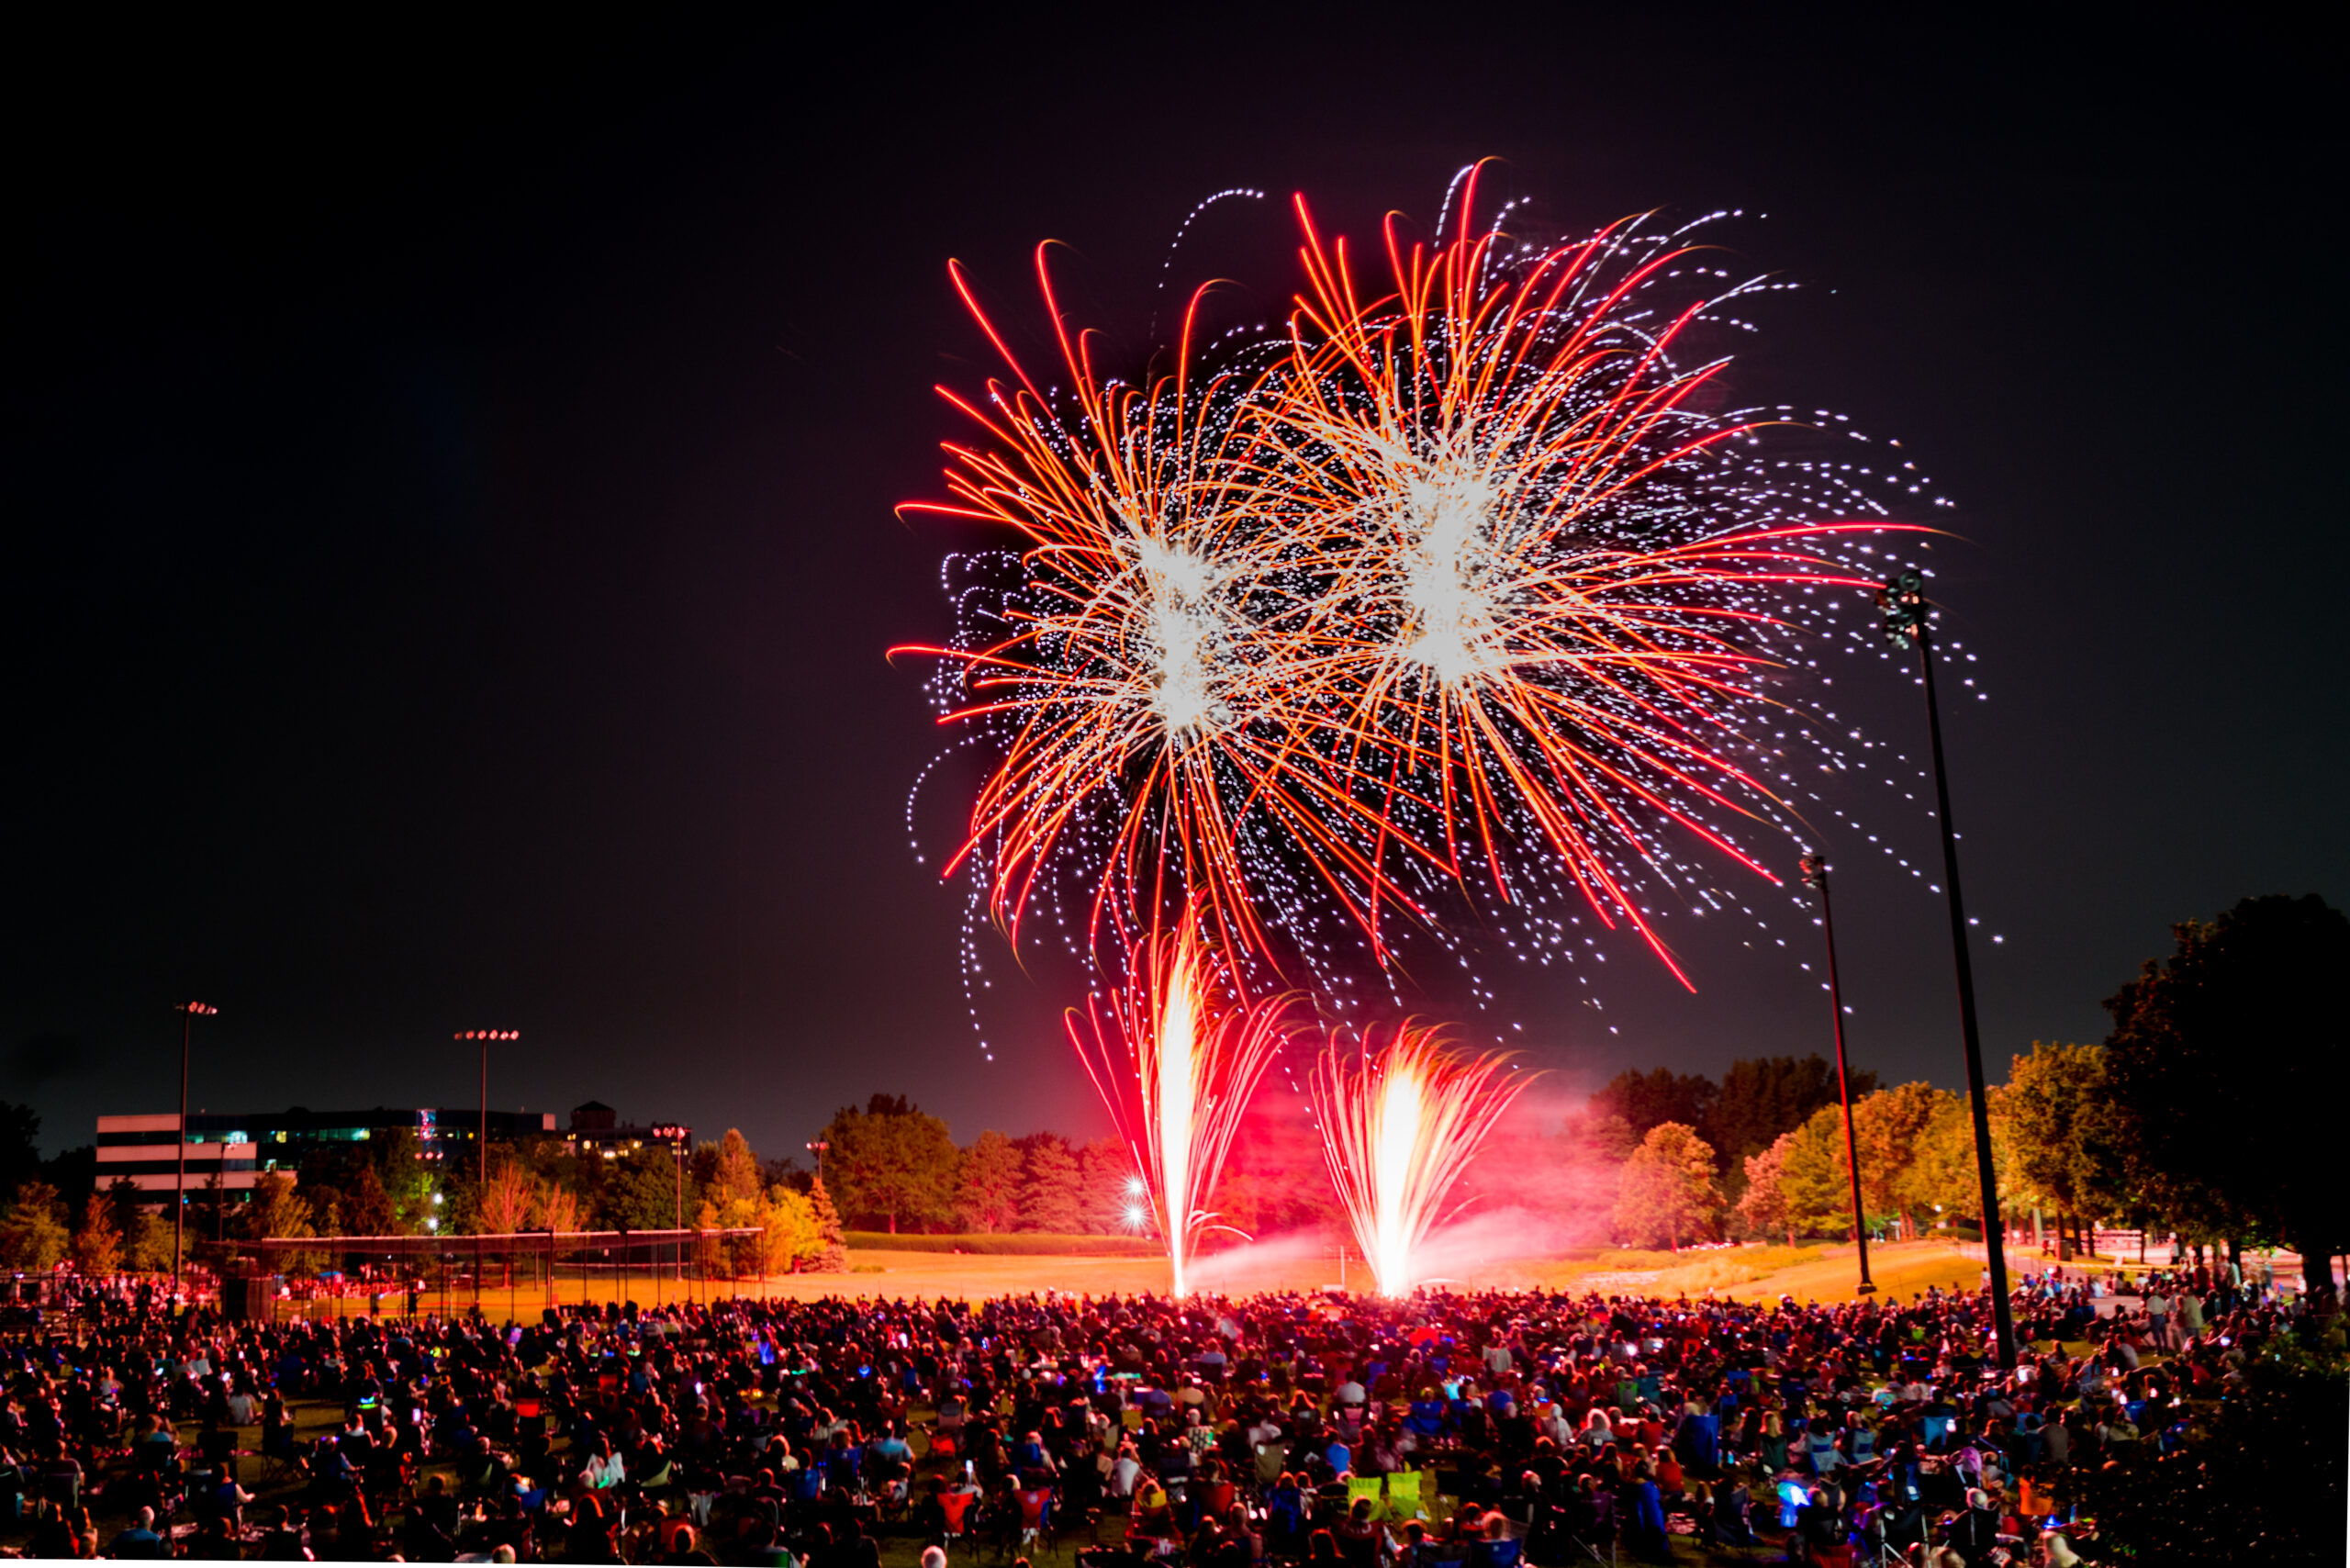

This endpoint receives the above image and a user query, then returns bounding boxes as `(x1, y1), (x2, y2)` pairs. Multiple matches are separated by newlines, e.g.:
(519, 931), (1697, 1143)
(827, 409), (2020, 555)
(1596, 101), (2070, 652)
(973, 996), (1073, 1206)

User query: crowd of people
(0, 1259), (2334, 1563)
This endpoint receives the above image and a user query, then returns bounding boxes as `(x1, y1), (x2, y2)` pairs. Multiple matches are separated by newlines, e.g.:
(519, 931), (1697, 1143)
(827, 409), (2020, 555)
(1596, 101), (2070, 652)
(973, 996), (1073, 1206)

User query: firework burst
(902, 167), (1944, 1016)
(894, 246), (1385, 973)
(1309, 1024), (1529, 1296)
(1067, 911), (1294, 1296)
(1242, 166), (1927, 983)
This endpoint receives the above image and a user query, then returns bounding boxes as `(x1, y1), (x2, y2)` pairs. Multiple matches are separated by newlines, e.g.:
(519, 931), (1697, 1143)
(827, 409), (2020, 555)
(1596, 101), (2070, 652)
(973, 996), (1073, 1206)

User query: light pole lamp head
(175, 1002), (218, 1015)
(1798, 853), (1826, 887)
(1876, 568), (1930, 646)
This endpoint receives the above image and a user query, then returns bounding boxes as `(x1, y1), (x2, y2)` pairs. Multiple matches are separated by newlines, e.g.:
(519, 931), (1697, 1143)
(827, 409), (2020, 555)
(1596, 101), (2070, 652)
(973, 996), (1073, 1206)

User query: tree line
(3, 895), (2336, 1285)
(1598, 896), (2346, 1292)
(0, 1122), (855, 1279)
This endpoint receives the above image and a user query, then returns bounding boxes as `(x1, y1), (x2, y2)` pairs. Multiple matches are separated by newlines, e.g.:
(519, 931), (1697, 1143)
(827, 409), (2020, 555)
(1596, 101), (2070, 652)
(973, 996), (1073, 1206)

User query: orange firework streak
(892, 248), (1432, 974)
(1308, 1025), (1529, 1297)
(1067, 914), (1293, 1297)
(1248, 167), (1920, 983)
(899, 174), (1930, 991)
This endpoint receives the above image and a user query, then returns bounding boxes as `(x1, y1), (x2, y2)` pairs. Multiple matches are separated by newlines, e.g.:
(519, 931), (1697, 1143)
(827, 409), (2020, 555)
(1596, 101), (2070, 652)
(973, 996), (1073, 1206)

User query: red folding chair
(940, 1488), (979, 1544)
(1017, 1487), (1054, 1549)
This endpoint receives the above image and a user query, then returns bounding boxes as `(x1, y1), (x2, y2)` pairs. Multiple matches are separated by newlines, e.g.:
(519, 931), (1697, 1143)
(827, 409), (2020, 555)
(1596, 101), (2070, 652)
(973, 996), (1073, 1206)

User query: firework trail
(901, 165), (1948, 1029)
(1241, 165), (1928, 983)
(892, 245), (1364, 976)
(1067, 912), (1293, 1296)
(1309, 1024), (1529, 1296)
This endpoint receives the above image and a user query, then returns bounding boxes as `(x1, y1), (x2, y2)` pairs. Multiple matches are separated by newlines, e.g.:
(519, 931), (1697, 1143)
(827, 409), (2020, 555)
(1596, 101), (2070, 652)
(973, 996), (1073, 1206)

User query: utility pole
(1880, 567), (2016, 1367)
(170, 1002), (218, 1307)
(1799, 855), (1874, 1295)
(455, 1030), (519, 1310)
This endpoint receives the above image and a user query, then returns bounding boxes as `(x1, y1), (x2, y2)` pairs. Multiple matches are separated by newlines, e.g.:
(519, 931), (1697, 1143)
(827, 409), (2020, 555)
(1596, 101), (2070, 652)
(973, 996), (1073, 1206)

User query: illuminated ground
(285, 1238), (1996, 1319)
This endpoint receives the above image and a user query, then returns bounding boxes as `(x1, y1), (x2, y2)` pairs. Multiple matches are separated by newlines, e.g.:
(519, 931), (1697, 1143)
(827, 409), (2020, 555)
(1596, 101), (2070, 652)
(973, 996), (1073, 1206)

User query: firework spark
(1243, 167), (1927, 982)
(894, 247), (1376, 973)
(1067, 913), (1293, 1296)
(1309, 1024), (1529, 1296)
(901, 167), (1940, 1010)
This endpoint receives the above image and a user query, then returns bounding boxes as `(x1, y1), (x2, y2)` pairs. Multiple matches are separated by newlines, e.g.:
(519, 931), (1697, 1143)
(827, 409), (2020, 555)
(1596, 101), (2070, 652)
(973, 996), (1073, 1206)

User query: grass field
(263, 1238), (1992, 1321)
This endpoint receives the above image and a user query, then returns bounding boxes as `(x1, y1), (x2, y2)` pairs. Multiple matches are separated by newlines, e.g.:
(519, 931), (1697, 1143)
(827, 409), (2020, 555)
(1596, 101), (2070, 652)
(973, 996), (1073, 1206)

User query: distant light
(1126, 1178), (1147, 1197)
(1125, 1206), (1146, 1226)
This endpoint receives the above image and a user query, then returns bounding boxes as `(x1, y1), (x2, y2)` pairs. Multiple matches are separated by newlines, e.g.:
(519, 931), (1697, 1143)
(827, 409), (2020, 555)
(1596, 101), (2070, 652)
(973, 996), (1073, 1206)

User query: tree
(805, 1176), (847, 1271)
(238, 1170), (314, 1240)
(1016, 1136), (1084, 1233)
(1590, 1069), (1718, 1142)
(758, 1187), (821, 1272)
(127, 1212), (172, 1271)
(691, 1129), (783, 1275)
(532, 1180), (583, 1236)
(239, 1170), (323, 1276)
(601, 1148), (685, 1233)
(369, 1127), (439, 1232)
(346, 1165), (399, 1236)
(820, 1095), (958, 1233)
(1850, 1081), (1944, 1238)
(1215, 1085), (1343, 1233)
(0, 1182), (70, 1270)
(2000, 1042), (2124, 1255)
(1561, 1110), (1639, 1164)
(1204, 1167), (1263, 1238)
(696, 1179), (819, 1277)
(1772, 1107), (1857, 1238)
(106, 1179), (171, 1271)
(196, 1170), (229, 1244)
(1079, 1137), (1137, 1234)
(476, 1159), (537, 1234)
(711, 1130), (763, 1209)
(2103, 899), (2350, 1289)
(1902, 1091), (1988, 1229)
(1737, 1136), (1798, 1246)
(72, 1193), (122, 1274)
(956, 1131), (1024, 1234)
(1707, 1055), (1877, 1202)
(1611, 1123), (1722, 1250)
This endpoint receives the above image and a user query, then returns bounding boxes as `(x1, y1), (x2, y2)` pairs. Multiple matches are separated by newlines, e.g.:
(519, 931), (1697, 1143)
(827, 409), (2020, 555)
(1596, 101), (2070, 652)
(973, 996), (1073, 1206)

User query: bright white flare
(1067, 913), (1293, 1299)
(1156, 940), (1198, 1296)
(1370, 1058), (1427, 1294)
(1396, 465), (1508, 686)
(1134, 538), (1229, 738)
(1311, 1025), (1530, 1297)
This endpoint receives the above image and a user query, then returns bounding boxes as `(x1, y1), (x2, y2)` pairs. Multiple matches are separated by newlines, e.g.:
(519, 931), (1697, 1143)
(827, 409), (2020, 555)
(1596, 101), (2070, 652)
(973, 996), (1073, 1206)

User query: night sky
(8, 15), (2339, 1160)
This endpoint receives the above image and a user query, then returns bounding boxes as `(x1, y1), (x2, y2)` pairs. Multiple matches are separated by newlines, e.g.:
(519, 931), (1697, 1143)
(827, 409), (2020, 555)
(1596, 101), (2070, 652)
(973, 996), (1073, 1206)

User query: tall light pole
(455, 1030), (519, 1310)
(804, 1140), (828, 1186)
(171, 1001), (218, 1306)
(1799, 855), (1874, 1295)
(1879, 567), (2016, 1366)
